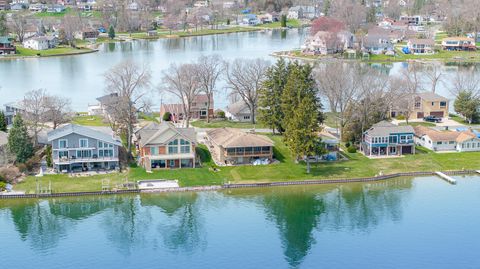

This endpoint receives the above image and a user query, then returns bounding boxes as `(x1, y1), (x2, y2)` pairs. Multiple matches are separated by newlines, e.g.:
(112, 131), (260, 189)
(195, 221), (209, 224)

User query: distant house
(361, 121), (415, 157)
(390, 92), (449, 120)
(399, 15), (423, 26)
(193, 0), (208, 7)
(76, 29), (99, 40)
(10, 3), (26, 10)
(441, 37), (476, 51)
(47, 4), (65, 13)
(302, 30), (354, 55)
(3, 102), (24, 126)
(362, 34), (393, 54)
(242, 14), (260, 25)
(407, 38), (435, 55)
(0, 36), (16, 55)
(29, 3), (46, 12)
(225, 100), (254, 122)
(414, 126), (480, 152)
(47, 124), (122, 173)
(0, 0), (10, 10)
(287, 6), (317, 20)
(206, 128), (274, 165)
(159, 94), (214, 122)
(23, 36), (58, 50)
(90, 93), (126, 120)
(135, 122), (197, 171)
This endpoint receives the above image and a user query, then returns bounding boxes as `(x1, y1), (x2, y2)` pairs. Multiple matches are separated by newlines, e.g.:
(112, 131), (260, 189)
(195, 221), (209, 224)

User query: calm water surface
(1, 175), (480, 268)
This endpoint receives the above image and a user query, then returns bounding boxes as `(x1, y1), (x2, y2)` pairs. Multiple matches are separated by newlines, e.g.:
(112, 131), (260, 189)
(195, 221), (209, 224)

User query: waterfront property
(3, 102), (24, 126)
(362, 121), (415, 157)
(47, 124), (122, 173)
(159, 94), (214, 122)
(206, 128), (274, 165)
(22, 36), (58, 50)
(135, 121), (197, 171)
(406, 38), (435, 55)
(0, 36), (16, 55)
(441, 37), (476, 51)
(302, 30), (354, 55)
(414, 126), (480, 152)
(362, 34), (394, 55)
(390, 92), (449, 120)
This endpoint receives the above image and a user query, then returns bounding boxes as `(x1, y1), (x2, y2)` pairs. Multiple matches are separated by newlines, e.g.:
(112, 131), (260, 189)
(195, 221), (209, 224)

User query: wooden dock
(435, 171), (457, 185)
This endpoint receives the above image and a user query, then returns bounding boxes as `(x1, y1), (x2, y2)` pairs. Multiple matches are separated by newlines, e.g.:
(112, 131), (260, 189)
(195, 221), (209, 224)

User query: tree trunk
(250, 107), (255, 124)
(306, 157), (311, 174)
(206, 98), (211, 123)
(127, 124), (133, 161)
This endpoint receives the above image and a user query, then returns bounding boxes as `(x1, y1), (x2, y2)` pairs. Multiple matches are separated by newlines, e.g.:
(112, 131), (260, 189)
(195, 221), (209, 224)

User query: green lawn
(369, 47), (480, 63)
(399, 122), (436, 127)
(255, 19), (301, 29)
(191, 120), (267, 129)
(450, 114), (480, 126)
(14, 46), (93, 57)
(323, 112), (340, 128)
(72, 115), (109, 126)
(15, 135), (480, 193)
(138, 112), (159, 123)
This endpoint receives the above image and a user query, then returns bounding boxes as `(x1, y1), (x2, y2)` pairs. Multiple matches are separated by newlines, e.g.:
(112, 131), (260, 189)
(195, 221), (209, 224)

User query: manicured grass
(255, 19), (301, 29)
(119, 27), (261, 40)
(138, 112), (159, 123)
(15, 135), (480, 193)
(323, 112), (340, 128)
(369, 47), (480, 63)
(72, 115), (109, 126)
(14, 46), (93, 57)
(399, 122), (436, 127)
(450, 114), (480, 126)
(191, 119), (267, 129)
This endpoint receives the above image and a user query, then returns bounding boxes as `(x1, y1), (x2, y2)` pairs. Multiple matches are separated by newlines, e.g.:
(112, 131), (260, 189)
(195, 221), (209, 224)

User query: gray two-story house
(47, 124), (122, 173)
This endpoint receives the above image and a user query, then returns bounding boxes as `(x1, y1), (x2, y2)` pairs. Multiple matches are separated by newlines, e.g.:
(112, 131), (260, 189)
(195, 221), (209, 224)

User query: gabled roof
(47, 124), (122, 146)
(414, 126), (460, 142)
(416, 92), (448, 102)
(96, 93), (120, 105)
(409, 38), (435, 46)
(207, 128), (273, 148)
(137, 121), (196, 147)
(365, 121), (414, 137)
(227, 100), (250, 115)
(456, 131), (477, 143)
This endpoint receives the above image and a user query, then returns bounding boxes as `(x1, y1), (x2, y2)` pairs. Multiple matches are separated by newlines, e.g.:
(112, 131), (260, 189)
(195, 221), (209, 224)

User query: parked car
(423, 115), (442, 123)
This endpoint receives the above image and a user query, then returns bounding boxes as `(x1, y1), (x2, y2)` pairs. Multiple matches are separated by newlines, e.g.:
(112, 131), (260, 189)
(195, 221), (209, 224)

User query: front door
(417, 112), (424, 119)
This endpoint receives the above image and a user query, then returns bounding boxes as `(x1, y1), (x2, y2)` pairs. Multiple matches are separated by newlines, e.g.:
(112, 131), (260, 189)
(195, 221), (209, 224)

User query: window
(415, 102), (421, 108)
(79, 139), (88, 148)
(151, 146), (158, 155)
(437, 141), (442, 145)
(180, 139), (190, 153)
(76, 150), (92, 158)
(169, 160), (175, 167)
(59, 151), (68, 158)
(168, 139), (178, 154)
(390, 136), (398, 144)
(98, 141), (103, 148)
(99, 149), (113, 157)
(59, 139), (67, 149)
(243, 115), (250, 120)
(431, 102), (435, 106)
(449, 141), (455, 144)
(440, 101), (447, 108)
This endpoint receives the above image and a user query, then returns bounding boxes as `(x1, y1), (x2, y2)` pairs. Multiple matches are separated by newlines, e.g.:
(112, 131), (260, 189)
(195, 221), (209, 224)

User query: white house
(414, 126), (480, 152)
(226, 100), (254, 122)
(23, 36), (58, 50)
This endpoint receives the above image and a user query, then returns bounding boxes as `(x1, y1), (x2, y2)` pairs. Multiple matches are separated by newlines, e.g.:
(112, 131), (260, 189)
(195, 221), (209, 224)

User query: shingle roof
(416, 92), (449, 102)
(96, 93), (120, 105)
(227, 100), (249, 115)
(137, 121), (196, 147)
(409, 38), (435, 46)
(47, 124), (122, 146)
(207, 128), (274, 148)
(414, 126), (460, 142)
(365, 121), (414, 136)
(456, 131), (477, 143)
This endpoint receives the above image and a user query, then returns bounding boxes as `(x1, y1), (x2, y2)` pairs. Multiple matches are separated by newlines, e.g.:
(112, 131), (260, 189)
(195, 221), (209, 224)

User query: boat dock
(435, 171), (457, 185)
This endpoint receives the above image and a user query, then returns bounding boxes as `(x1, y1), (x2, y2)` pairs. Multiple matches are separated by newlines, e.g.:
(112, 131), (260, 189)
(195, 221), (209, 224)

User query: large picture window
(168, 139), (179, 154)
(79, 139), (88, 148)
(59, 139), (67, 149)
(180, 139), (190, 153)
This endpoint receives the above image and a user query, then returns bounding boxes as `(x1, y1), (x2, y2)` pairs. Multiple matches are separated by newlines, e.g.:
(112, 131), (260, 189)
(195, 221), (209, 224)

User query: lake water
(1, 175), (480, 268)
(0, 29), (306, 111)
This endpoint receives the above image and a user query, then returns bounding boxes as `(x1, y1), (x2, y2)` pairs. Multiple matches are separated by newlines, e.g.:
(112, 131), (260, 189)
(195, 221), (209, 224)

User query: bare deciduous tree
(450, 70), (480, 97)
(22, 89), (48, 147)
(44, 96), (72, 130)
(422, 64), (444, 93)
(195, 55), (223, 123)
(225, 58), (270, 124)
(104, 60), (151, 158)
(10, 13), (28, 42)
(161, 63), (201, 128)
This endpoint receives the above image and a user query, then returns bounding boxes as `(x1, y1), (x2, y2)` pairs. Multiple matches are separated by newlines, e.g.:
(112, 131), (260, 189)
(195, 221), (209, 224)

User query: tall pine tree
(282, 63), (324, 173)
(259, 58), (290, 134)
(8, 115), (33, 163)
(0, 111), (7, 132)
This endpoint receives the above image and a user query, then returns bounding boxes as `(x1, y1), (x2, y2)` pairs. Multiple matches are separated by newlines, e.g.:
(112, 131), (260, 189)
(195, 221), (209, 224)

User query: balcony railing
(54, 156), (119, 164)
(226, 151), (272, 157)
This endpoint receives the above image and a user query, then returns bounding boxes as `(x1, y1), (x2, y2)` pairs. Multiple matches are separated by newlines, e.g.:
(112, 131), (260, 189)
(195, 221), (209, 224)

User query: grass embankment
(191, 120), (267, 129)
(254, 19), (301, 29)
(369, 48), (480, 63)
(15, 135), (480, 193)
(449, 114), (480, 126)
(72, 115), (109, 127)
(12, 46), (94, 57)
(119, 26), (261, 40)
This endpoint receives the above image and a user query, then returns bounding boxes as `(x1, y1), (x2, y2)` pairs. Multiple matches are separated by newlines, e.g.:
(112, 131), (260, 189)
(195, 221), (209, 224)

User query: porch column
(193, 157), (196, 168)
(179, 159), (182, 169)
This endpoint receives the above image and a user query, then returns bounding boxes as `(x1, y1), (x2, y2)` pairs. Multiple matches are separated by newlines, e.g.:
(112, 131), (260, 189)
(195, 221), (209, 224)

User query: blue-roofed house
(361, 121), (415, 157)
(47, 124), (123, 173)
(242, 14), (260, 25)
(0, 36), (16, 55)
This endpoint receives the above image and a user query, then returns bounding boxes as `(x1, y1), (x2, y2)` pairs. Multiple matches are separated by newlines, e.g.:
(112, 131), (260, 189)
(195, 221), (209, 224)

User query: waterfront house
(135, 121), (197, 171)
(242, 14), (260, 25)
(414, 126), (480, 152)
(441, 37), (476, 51)
(76, 28), (99, 40)
(361, 121), (415, 157)
(47, 4), (65, 13)
(47, 124), (122, 173)
(302, 30), (354, 55)
(206, 128), (274, 165)
(287, 6), (317, 20)
(4, 102), (24, 126)
(407, 38), (435, 55)
(23, 36), (58, 50)
(390, 92), (449, 120)
(90, 93), (134, 121)
(0, 0), (9, 10)
(159, 94), (214, 122)
(362, 34), (393, 55)
(399, 15), (423, 26)
(225, 100), (254, 122)
(0, 36), (16, 55)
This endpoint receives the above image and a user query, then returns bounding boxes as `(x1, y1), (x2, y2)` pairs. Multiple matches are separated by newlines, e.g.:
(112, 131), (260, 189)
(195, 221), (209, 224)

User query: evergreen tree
(0, 13), (7, 36)
(108, 25), (116, 40)
(8, 115), (33, 163)
(323, 0), (330, 16)
(282, 63), (324, 173)
(259, 58), (290, 134)
(280, 15), (287, 28)
(454, 90), (480, 124)
(0, 111), (6, 132)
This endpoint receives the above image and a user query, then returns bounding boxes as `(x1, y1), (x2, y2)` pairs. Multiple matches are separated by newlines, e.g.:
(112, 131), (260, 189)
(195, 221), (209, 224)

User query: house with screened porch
(361, 121), (415, 158)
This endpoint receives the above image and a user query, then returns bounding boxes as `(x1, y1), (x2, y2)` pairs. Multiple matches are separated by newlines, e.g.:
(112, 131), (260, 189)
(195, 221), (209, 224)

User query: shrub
(345, 142), (351, 148)
(0, 167), (20, 183)
(216, 110), (225, 119)
(129, 162), (138, 168)
(347, 145), (357, 153)
(45, 145), (52, 167)
(162, 112), (172, 121)
(396, 115), (406, 120)
(17, 163), (27, 173)
(0, 181), (6, 191)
